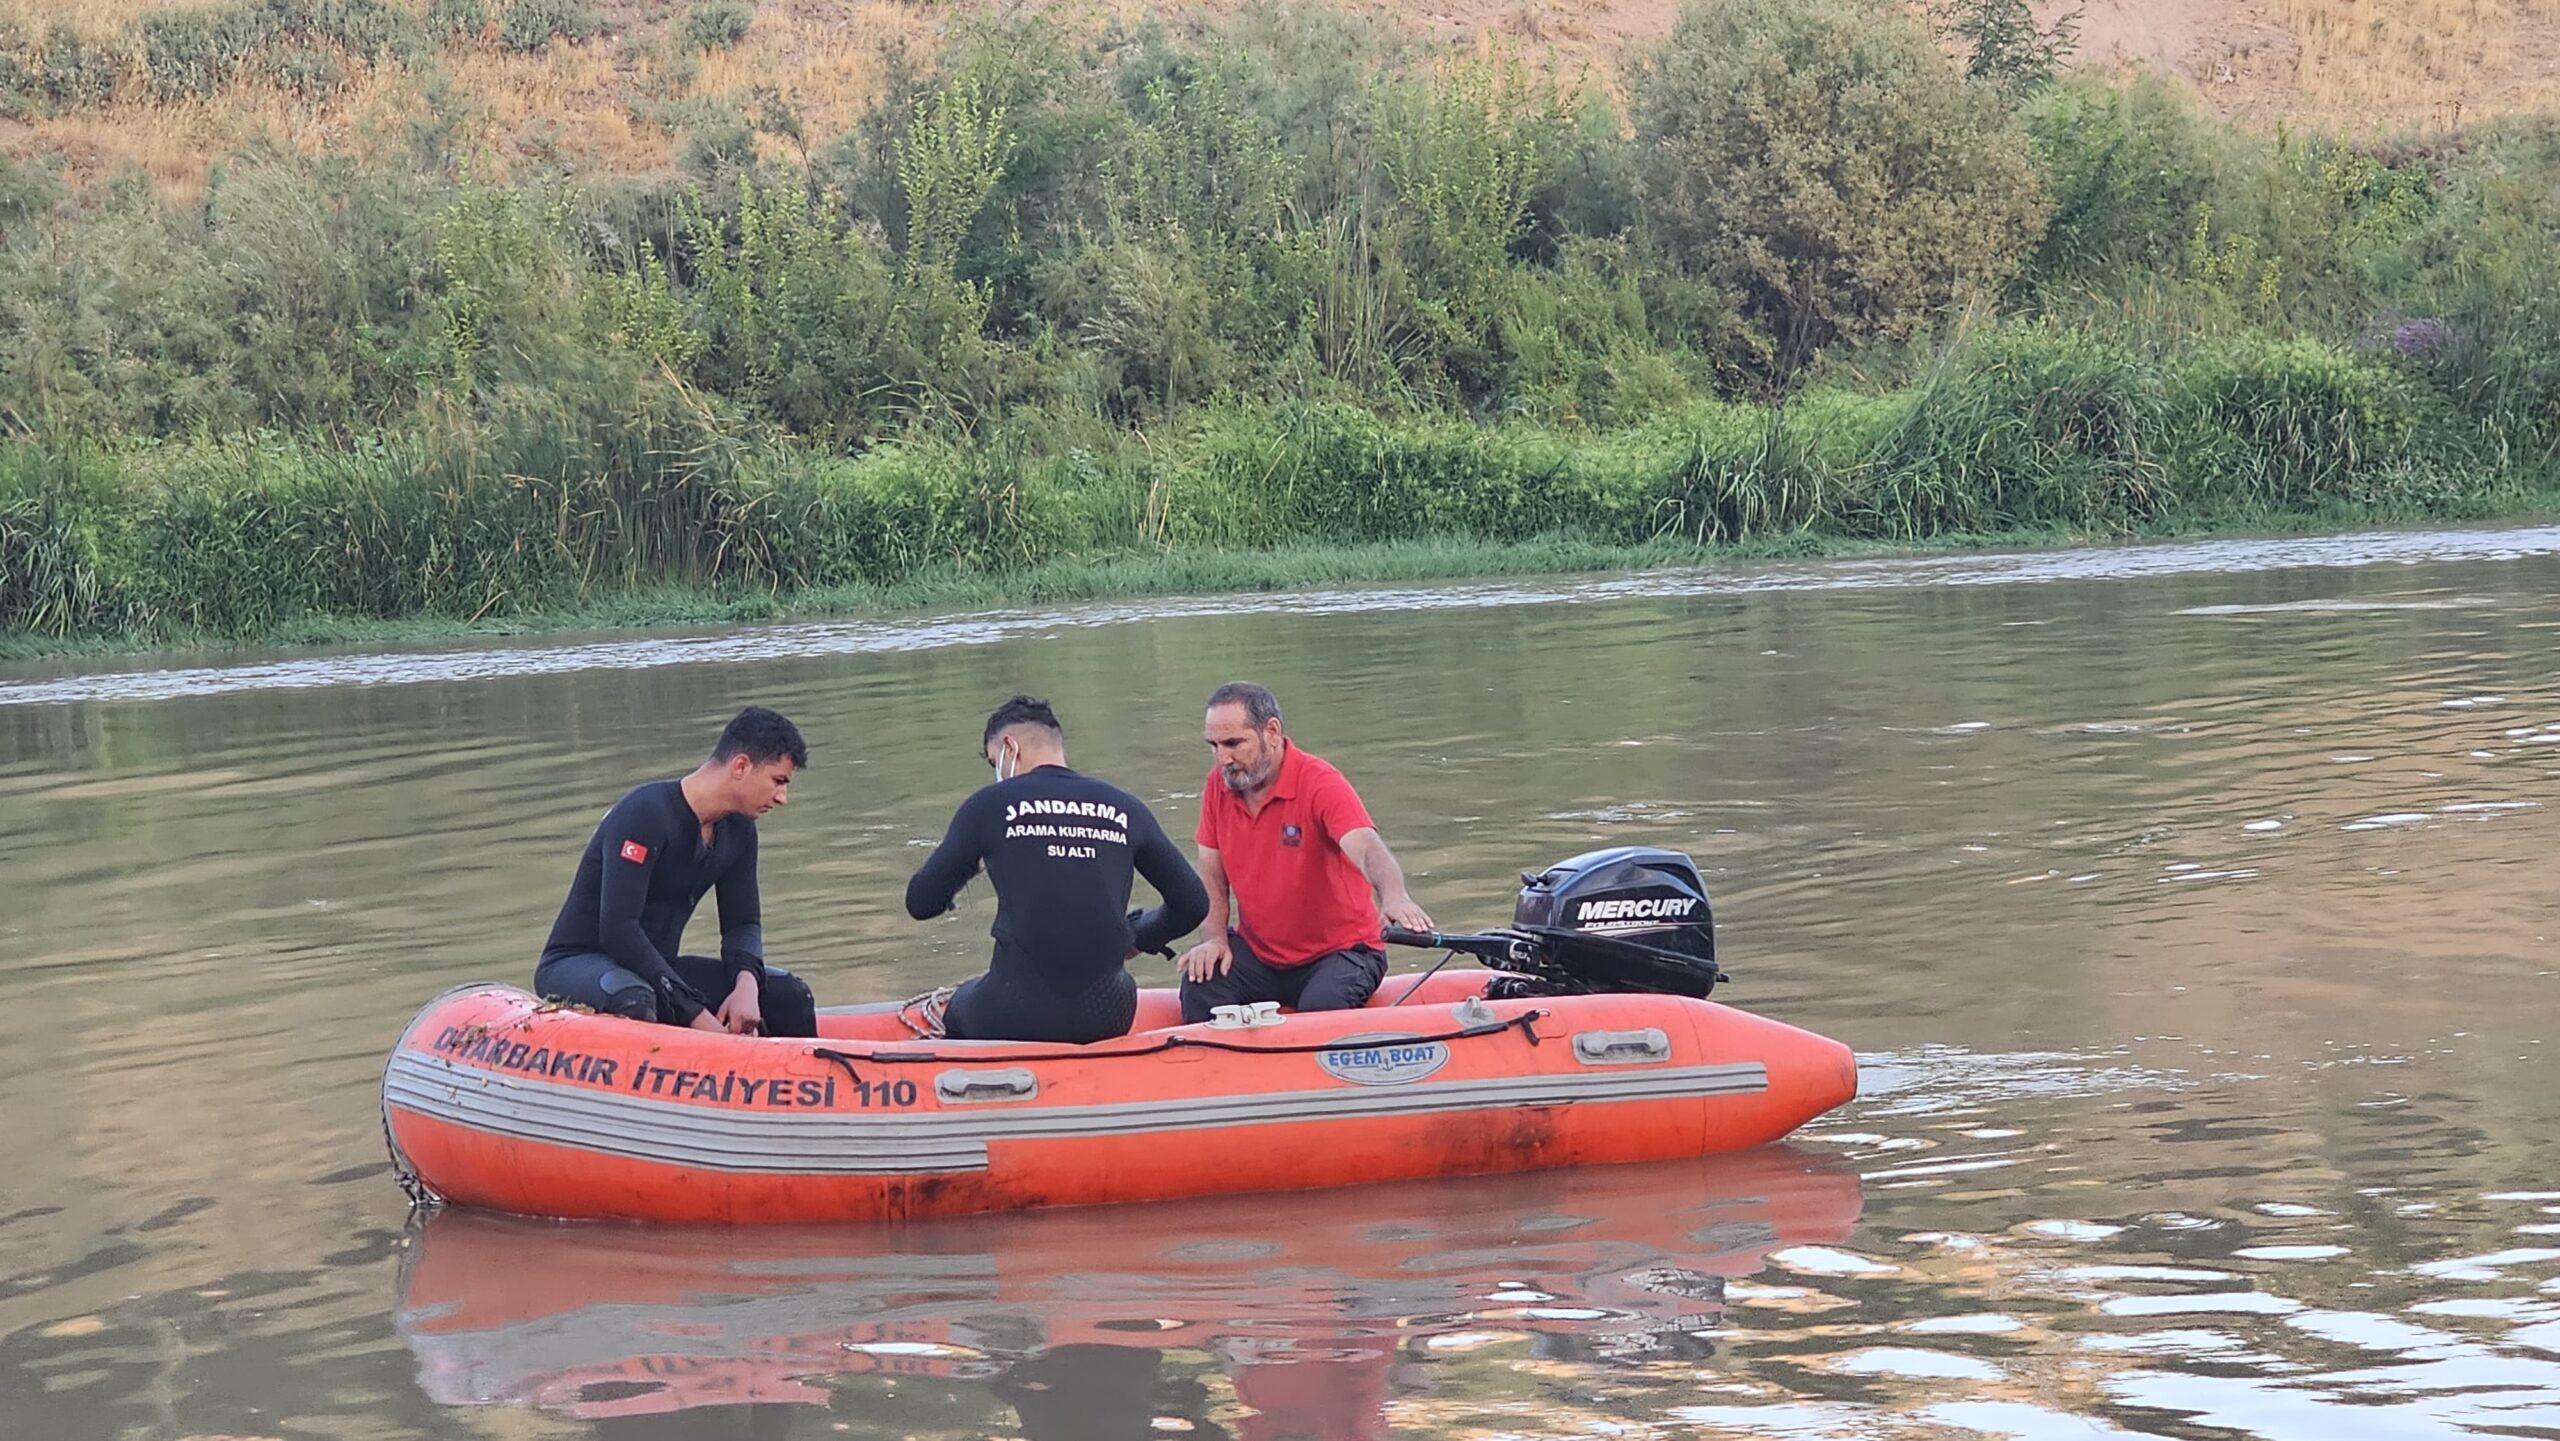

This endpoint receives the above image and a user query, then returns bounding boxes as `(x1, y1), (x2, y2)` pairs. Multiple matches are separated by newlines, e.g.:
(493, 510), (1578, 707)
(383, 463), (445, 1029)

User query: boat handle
(1571, 1028), (1671, 1065)
(936, 1067), (1039, 1103)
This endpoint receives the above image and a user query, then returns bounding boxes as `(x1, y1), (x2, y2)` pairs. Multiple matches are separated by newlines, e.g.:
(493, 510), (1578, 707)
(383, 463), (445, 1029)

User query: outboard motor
(1384, 846), (1725, 999)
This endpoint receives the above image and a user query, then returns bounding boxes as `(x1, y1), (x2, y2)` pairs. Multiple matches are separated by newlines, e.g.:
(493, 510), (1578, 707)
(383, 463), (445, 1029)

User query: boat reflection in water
(395, 1145), (1862, 1439)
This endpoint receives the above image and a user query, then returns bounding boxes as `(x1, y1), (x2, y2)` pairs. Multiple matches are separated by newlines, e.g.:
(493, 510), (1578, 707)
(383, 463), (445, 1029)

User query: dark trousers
(533, 951), (818, 1038)
(1178, 930), (1386, 1024)
(947, 967), (1139, 1044)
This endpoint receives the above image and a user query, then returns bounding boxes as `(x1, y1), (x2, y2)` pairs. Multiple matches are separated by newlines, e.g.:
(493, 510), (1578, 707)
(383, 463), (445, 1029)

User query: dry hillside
(2, 0), (2556, 198)
(1408, 0), (2559, 130)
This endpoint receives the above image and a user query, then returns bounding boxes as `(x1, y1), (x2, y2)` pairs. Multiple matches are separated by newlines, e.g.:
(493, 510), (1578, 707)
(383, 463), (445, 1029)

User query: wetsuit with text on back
(535, 779), (815, 1036)
(905, 764), (1209, 1043)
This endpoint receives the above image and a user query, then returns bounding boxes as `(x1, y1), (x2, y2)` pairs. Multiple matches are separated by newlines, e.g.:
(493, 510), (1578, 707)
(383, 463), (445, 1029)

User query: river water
(3, 525), (2557, 1440)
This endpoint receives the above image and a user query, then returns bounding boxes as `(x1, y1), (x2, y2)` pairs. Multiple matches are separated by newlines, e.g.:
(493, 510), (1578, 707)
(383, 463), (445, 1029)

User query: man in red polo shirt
(1178, 681), (1433, 1023)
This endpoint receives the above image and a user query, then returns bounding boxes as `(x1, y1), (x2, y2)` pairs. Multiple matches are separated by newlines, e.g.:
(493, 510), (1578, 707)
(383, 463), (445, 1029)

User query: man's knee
(1178, 972), (1246, 1025)
(1297, 949), (1386, 1012)
(1178, 960), (1276, 1024)
(537, 954), (662, 1022)
(595, 980), (660, 1022)
(759, 965), (818, 1038)
(1177, 982), (1216, 1026)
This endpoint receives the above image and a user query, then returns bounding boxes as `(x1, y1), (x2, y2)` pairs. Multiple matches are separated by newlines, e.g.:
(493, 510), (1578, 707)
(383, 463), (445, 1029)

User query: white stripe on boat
(384, 1050), (1769, 1176)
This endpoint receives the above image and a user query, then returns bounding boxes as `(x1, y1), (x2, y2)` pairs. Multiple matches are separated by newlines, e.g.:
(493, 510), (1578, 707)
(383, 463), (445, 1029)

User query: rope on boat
(815, 1006), (1546, 1074)
(896, 986), (956, 1039)
(383, 1096), (442, 1212)
(379, 985), (504, 1213)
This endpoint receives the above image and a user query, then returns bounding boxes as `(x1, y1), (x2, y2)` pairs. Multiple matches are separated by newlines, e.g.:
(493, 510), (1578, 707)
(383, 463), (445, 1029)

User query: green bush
(674, 102), (758, 179)
(0, 160), (456, 435)
(1038, 238), (1234, 418)
(31, 21), (123, 109)
(2161, 334), (2439, 505)
(498, 0), (599, 53)
(681, 0), (753, 51)
(0, 22), (26, 117)
(1632, 0), (2049, 370)
(675, 175), (1034, 442)
(899, 73), (1015, 282)
(2025, 76), (2219, 282)
(430, 0), (488, 42)
(1871, 323), (2165, 532)
(0, 445), (132, 637)
(1498, 238), (1712, 427)
(1932, 0), (2077, 98)
(1370, 55), (1570, 407)
(0, 149), (60, 236)
(2386, 125), (2560, 455)
(137, 0), (424, 101)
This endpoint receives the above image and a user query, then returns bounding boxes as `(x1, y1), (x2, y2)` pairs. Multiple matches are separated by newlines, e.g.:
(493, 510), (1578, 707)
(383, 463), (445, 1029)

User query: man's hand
(1381, 891), (1433, 932)
(1180, 935), (1233, 983)
(716, 972), (764, 1036)
(1127, 909), (1177, 962)
(1342, 828), (1429, 933)
(687, 1009), (727, 1034)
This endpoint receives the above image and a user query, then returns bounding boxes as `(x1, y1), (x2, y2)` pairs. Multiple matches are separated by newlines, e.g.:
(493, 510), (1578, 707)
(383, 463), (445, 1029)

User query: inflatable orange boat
(397, 1147), (1864, 1422)
(381, 847), (1859, 1224)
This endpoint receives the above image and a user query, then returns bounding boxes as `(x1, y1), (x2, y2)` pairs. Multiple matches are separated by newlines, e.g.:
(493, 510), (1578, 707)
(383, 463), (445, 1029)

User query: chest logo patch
(1281, 824), (1303, 848)
(619, 840), (651, 864)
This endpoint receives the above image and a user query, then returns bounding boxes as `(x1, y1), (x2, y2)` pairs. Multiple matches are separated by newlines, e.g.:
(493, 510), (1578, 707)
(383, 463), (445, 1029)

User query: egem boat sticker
(1318, 1034), (1452, 1086)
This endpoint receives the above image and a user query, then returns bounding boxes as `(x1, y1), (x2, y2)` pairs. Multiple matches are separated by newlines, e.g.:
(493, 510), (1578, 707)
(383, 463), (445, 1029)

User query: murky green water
(4, 526), (2558, 1440)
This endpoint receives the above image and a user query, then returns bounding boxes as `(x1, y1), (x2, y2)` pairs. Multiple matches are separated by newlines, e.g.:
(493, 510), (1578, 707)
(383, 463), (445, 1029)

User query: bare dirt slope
(2061, 0), (2560, 129)
(1394, 0), (2557, 128)
(3, 0), (2554, 197)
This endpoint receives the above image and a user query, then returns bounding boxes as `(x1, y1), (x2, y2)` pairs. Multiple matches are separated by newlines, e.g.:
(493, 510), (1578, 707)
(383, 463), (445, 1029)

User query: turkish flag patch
(619, 840), (650, 864)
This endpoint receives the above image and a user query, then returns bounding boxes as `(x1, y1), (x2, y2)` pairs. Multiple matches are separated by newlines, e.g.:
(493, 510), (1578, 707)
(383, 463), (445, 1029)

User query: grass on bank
(10, 484), (2560, 664)
(7, 311), (2558, 656)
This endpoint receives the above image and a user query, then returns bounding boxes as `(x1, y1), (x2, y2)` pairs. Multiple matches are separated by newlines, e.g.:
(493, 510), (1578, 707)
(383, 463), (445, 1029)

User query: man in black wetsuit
(905, 696), (1209, 1043)
(535, 706), (819, 1038)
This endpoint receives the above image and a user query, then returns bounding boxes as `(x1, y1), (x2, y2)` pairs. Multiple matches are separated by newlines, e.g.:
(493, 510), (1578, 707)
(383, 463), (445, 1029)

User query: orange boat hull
(381, 975), (1858, 1223)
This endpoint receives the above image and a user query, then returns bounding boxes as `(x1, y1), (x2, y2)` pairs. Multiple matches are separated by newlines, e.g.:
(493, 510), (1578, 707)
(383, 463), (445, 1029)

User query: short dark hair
(983, 694), (1064, 750)
(712, 706), (808, 767)
(1207, 681), (1281, 728)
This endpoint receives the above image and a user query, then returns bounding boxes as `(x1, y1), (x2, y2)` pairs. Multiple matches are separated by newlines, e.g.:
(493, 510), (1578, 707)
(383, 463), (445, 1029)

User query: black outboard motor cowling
(1379, 846), (1727, 998)
(1516, 847), (1716, 958)
(1507, 846), (1719, 998)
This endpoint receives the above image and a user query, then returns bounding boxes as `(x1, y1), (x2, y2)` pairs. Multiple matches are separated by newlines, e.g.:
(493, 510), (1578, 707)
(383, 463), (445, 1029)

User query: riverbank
(6, 2), (2556, 659)
(10, 491), (2558, 664)
(10, 318), (2557, 656)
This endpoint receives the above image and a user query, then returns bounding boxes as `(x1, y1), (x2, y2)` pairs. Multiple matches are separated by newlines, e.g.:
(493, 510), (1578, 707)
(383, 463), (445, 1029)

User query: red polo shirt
(1196, 743), (1382, 966)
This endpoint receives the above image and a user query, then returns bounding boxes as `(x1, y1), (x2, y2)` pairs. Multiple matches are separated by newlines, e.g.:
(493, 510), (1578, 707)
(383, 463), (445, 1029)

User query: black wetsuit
(905, 765), (1209, 1043)
(535, 779), (815, 1036)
